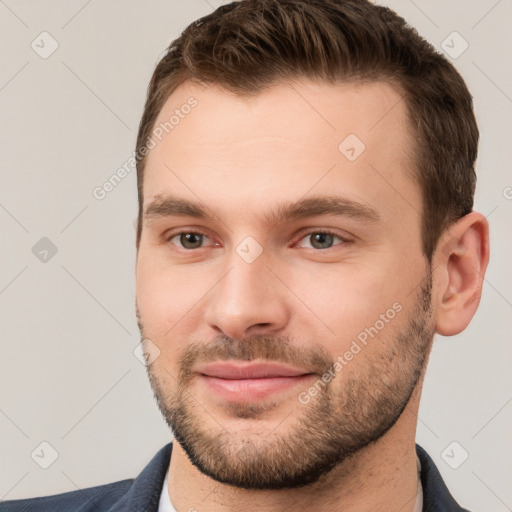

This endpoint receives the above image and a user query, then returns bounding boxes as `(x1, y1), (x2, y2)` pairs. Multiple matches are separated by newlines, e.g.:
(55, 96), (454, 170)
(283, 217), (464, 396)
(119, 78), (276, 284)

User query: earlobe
(434, 212), (490, 336)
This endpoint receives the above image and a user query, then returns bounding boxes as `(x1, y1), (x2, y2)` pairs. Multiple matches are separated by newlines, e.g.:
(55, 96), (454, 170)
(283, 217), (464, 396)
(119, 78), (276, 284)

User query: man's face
(135, 79), (435, 489)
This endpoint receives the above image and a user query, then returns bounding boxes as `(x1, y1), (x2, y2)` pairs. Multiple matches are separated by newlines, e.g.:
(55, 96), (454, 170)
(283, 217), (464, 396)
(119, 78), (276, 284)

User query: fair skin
(135, 79), (489, 511)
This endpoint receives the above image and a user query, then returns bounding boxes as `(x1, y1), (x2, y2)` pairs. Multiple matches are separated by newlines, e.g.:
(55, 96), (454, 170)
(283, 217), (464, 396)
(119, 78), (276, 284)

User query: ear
(134, 216), (139, 270)
(433, 211), (490, 336)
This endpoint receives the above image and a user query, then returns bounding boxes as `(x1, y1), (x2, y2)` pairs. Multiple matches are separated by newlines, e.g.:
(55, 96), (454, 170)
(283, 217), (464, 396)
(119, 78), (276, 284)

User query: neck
(168, 382), (423, 512)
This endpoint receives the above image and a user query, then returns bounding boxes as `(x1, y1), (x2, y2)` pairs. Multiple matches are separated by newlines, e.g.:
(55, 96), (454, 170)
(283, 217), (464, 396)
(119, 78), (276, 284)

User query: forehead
(142, 78), (420, 227)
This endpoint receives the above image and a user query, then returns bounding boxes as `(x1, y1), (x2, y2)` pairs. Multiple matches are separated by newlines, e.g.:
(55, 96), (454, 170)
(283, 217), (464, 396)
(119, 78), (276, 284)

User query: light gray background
(0, 0), (511, 509)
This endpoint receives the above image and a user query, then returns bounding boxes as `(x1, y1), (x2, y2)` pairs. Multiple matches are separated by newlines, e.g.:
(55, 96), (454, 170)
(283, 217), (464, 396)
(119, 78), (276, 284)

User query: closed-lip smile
(196, 361), (312, 379)
(195, 361), (315, 402)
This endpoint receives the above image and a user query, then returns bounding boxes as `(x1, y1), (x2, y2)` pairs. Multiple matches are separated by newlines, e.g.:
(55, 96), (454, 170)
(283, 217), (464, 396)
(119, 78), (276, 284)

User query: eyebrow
(143, 194), (380, 226)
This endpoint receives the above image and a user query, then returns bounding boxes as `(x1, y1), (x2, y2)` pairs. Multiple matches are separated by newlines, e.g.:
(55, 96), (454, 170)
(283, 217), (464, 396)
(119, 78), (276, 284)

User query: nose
(203, 249), (290, 341)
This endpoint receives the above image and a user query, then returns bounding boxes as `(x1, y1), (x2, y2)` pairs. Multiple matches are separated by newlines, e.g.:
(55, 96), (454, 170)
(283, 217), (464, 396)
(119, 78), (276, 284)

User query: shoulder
(0, 442), (173, 512)
(0, 479), (134, 512)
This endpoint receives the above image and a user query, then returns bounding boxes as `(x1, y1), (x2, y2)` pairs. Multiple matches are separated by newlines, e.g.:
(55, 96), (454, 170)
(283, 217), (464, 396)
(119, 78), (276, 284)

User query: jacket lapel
(107, 442), (173, 512)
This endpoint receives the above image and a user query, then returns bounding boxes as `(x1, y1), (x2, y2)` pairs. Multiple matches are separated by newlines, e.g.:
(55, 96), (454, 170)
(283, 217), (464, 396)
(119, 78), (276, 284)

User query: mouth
(195, 361), (315, 401)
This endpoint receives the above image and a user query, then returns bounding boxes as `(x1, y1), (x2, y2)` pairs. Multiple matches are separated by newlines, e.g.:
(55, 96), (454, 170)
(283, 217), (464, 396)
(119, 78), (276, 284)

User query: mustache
(135, 303), (334, 381)
(176, 334), (334, 384)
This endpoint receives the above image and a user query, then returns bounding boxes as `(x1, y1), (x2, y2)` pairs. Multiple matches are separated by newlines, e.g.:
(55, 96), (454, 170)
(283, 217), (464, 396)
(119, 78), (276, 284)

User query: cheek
(287, 259), (412, 356)
(135, 251), (213, 345)
(292, 265), (390, 326)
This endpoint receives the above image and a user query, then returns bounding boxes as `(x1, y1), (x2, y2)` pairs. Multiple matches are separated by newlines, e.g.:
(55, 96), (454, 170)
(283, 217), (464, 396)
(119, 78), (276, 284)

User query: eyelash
(165, 229), (351, 251)
(295, 229), (350, 249)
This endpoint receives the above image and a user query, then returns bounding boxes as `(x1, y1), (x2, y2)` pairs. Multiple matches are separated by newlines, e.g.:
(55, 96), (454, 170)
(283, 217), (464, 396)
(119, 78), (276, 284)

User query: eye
(296, 230), (348, 250)
(167, 231), (215, 250)
(166, 229), (349, 251)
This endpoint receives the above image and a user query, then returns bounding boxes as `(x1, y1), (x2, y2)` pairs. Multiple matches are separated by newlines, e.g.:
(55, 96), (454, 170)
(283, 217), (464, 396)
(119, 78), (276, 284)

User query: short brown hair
(135, 0), (478, 260)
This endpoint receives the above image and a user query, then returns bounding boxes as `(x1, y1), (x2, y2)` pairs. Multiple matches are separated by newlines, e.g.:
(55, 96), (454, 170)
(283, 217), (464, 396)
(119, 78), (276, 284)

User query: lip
(195, 362), (315, 402)
(197, 361), (311, 379)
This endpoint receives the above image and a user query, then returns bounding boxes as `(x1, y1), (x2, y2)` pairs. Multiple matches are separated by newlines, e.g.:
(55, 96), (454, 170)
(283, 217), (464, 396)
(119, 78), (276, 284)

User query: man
(1, 0), (489, 510)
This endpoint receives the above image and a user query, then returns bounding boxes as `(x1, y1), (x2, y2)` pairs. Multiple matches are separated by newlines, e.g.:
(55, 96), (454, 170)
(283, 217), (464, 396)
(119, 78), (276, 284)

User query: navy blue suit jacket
(0, 443), (472, 511)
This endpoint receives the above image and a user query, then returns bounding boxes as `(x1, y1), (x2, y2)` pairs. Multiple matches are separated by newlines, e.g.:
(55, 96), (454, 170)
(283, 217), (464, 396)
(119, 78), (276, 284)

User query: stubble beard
(140, 271), (434, 490)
